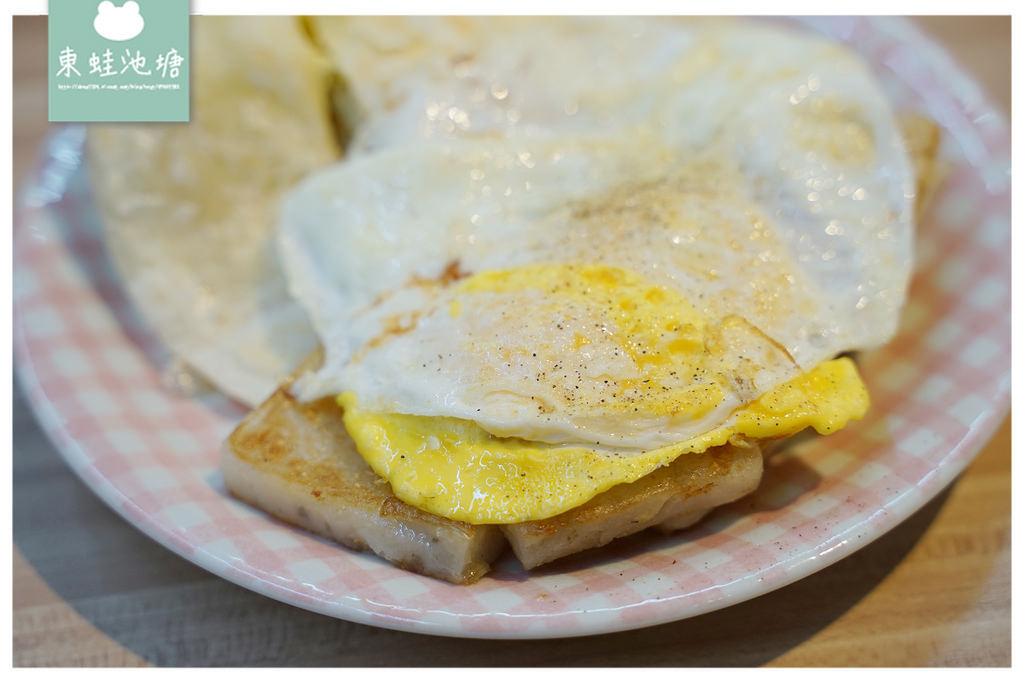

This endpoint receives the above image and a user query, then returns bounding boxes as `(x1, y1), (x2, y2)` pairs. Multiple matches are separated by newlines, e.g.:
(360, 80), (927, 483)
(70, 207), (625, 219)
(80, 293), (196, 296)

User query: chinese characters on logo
(156, 48), (184, 78)
(56, 46), (185, 79)
(56, 45), (81, 77)
(49, 0), (189, 121)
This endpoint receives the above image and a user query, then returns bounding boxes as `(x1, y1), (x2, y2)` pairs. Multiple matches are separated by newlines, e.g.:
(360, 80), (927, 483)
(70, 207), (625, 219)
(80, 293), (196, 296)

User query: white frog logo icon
(93, 1), (145, 41)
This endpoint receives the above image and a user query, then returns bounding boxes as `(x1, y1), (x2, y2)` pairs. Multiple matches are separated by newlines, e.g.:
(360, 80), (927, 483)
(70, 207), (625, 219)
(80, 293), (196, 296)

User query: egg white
(278, 19), (914, 451)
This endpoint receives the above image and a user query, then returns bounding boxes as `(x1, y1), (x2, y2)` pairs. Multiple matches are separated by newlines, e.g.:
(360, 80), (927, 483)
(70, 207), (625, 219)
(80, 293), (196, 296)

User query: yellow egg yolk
(339, 357), (868, 525)
(452, 263), (732, 426)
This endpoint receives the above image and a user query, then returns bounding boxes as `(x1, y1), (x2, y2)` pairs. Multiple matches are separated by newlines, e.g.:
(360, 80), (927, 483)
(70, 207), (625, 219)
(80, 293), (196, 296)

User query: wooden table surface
(12, 15), (1011, 667)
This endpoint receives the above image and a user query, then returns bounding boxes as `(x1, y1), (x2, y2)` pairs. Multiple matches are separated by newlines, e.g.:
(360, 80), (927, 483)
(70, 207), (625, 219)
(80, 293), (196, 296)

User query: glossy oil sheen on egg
(277, 20), (913, 450)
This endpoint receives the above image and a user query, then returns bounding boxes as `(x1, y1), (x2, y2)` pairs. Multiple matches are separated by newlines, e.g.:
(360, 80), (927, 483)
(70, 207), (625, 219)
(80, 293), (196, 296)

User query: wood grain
(12, 15), (1011, 667)
(13, 552), (150, 667)
(768, 418), (1011, 667)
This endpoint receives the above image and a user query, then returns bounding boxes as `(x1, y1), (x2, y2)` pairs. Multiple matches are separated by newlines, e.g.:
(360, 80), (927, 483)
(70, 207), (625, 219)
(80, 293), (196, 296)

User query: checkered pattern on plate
(13, 16), (1009, 638)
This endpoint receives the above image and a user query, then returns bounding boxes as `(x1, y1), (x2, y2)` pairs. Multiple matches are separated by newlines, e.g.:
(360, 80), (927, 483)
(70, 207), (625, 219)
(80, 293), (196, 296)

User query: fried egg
(339, 357), (867, 524)
(277, 19), (915, 524)
(311, 16), (712, 153)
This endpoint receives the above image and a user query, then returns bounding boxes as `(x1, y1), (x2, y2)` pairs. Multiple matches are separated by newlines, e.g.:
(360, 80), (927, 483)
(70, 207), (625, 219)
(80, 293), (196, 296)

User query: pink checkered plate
(13, 17), (1009, 639)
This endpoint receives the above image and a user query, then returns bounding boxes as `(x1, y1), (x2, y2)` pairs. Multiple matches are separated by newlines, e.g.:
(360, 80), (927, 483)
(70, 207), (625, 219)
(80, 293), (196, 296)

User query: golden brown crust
(502, 442), (764, 569)
(222, 349), (506, 584)
(516, 455), (724, 536)
(223, 348), (767, 579)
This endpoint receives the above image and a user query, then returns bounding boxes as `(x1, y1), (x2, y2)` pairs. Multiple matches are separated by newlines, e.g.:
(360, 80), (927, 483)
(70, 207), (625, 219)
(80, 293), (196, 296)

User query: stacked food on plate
(86, 17), (938, 583)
